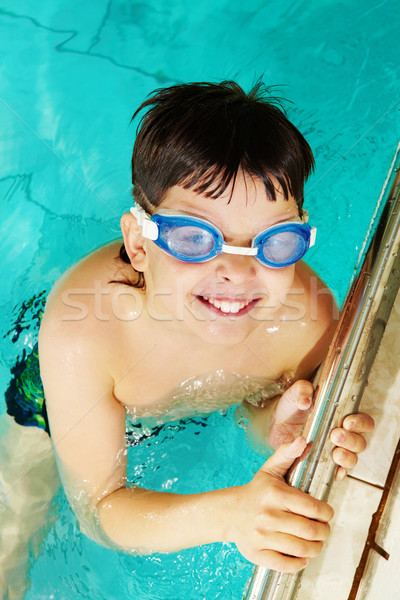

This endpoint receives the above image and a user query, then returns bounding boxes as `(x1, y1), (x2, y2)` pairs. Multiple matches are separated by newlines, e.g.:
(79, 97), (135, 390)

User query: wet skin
(39, 173), (374, 570)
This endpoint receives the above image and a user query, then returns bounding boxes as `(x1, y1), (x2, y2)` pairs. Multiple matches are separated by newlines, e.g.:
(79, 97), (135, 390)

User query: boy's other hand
(268, 380), (314, 449)
(231, 437), (334, 571)
(268, 380), (374, 479)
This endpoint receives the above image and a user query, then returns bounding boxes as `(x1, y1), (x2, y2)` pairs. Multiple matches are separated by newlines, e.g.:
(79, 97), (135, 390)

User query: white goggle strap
(309, 227), (317, 247)
(221, 244), (257, 256)
(301, 211), (317, 247)
(130, 205), (159, 241)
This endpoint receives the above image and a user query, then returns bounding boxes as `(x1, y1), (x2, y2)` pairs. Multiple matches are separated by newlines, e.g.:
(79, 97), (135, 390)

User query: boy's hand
(230, 437), (334, 571)
(268, 380), (374, 480)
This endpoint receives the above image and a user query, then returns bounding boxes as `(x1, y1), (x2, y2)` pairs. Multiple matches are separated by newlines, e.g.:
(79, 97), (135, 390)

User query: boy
(38, 81), (374, 573)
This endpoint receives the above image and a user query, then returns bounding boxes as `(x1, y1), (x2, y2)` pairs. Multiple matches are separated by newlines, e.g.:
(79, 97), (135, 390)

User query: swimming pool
(1, 0), (400, 598)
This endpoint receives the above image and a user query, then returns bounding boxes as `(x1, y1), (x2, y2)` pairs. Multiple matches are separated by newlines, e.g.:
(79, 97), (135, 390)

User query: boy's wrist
(204, 486), (243, 545)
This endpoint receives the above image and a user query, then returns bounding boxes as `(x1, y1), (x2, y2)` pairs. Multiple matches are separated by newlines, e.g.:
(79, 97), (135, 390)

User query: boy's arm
(97, 437), (333, 571)
(39, 322), (332, 571)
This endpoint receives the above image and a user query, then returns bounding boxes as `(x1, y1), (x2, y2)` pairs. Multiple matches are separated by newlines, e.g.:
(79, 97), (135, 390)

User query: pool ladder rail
(243, 141), (400, 600)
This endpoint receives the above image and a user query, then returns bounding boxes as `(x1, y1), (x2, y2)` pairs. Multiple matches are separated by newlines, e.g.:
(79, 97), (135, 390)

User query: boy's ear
(120, 213), (149, 272)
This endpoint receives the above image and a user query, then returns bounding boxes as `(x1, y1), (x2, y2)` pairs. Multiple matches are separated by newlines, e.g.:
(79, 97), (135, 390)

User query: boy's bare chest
(111, 326), (297, 424)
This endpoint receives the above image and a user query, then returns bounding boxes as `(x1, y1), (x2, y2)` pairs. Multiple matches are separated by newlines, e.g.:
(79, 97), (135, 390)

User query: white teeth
(202, 296), (251, 314)
(220, 301), (231, 313)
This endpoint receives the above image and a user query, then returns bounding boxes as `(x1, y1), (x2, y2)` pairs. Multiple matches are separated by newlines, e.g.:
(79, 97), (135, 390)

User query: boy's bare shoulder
(295, 260), (339, 322)
(39, 241), (141, 363)
(287, 261), (339, 377)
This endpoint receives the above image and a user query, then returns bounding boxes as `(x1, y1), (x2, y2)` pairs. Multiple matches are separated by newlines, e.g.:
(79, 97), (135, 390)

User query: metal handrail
(243, 142), (400, 600)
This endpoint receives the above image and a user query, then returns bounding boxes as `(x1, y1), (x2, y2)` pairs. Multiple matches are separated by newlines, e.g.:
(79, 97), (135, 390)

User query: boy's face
(142, 173), (300, 346)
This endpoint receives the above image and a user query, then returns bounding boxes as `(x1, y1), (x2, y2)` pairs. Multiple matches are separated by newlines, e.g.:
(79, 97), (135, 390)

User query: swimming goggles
(130, 204), (316, 268)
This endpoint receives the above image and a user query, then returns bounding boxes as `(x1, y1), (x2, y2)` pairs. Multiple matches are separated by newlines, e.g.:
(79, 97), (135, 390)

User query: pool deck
(295, 288), (400, 600)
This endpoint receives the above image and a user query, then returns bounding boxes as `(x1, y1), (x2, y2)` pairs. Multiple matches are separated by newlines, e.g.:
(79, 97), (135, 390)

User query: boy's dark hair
(117, 80), (315, 284)
(132, 80), (314, 210)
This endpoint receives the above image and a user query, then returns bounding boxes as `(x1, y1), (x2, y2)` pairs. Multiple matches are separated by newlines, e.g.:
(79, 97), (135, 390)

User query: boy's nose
(214, 254), (257, 285)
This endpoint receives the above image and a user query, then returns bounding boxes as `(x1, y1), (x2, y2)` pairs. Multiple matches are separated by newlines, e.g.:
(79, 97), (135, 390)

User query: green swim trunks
(5, 342), (49, 434)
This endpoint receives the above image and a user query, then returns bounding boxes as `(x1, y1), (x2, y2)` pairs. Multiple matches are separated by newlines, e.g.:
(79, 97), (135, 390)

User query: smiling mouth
(196, 295), (260, 316)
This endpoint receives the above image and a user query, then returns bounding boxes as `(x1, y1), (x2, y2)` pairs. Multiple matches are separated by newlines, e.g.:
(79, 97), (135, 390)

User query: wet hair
(116, 80), (315, 286)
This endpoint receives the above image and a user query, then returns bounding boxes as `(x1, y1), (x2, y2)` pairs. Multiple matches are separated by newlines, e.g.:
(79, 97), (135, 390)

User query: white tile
(251, 291), (400, 599)
(352, 451), (400, 600)
(294, 288), (400, 598)
(295, 476), (382, 600)
(351, 289), (400, 487)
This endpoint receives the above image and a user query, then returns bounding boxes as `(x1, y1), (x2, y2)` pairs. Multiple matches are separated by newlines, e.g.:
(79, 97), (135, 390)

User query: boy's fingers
(332, 446), (358, 470)
(271, 511), (331, 541)
(285, 380), (314, 410)
(260, 437), (308, 479)
(260, 531), (324, 559)
(330, 428), (367, 454)
(252, 549), (309, 572)
(335, 466), (348, 480)
(282, 485), (334, 523)
(274, 381), (314, 424)
(342, 413), (375, 433)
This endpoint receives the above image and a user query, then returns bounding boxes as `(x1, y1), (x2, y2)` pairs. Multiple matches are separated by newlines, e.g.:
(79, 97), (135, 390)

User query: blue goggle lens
(162, 224), (217, 258)
(260, 230), (308, 267)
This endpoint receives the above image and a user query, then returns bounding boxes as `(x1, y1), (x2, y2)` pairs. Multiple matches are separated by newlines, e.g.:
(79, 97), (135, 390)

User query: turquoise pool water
(1, 0), (400, 598)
